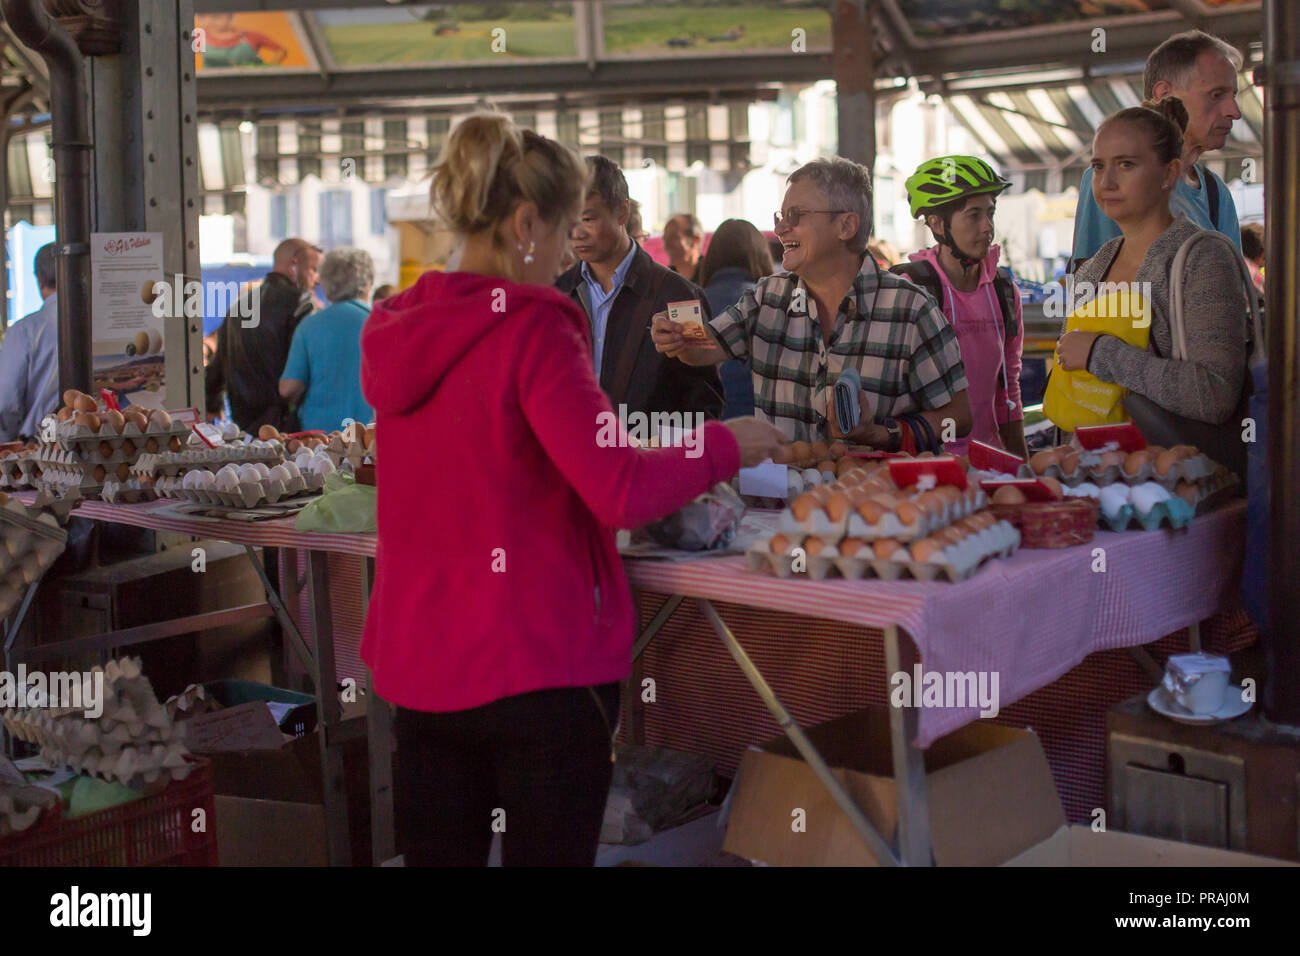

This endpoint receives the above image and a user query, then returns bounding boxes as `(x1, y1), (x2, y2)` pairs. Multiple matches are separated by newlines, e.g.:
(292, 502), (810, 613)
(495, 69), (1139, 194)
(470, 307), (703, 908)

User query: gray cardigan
(1072, 215), (1248, 424)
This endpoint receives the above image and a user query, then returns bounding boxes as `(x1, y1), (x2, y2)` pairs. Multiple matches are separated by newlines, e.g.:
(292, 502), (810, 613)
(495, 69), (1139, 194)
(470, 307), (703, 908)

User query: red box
(0, 756), (217, 867)
(888, 456), (967, 490)
(1075, 423), (1146, 452)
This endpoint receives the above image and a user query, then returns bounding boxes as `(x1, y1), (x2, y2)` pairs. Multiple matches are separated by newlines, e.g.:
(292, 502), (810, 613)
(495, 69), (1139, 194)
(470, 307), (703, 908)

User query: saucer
(1146, 684), (1252, 726)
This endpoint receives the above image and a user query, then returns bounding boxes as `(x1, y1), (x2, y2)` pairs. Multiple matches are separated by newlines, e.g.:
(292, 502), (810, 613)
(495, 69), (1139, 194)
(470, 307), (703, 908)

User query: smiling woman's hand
(1056, 330), (1102, 372)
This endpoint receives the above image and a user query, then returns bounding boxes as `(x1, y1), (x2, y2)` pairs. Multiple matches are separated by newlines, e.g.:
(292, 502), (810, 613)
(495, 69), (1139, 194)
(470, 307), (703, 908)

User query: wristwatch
(883, 417), (902, 452)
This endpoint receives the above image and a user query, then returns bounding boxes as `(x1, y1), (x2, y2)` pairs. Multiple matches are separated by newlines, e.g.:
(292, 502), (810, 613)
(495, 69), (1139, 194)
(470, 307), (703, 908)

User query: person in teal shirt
(1069, 29), (1244, 270)
(280, 247), (375, 432)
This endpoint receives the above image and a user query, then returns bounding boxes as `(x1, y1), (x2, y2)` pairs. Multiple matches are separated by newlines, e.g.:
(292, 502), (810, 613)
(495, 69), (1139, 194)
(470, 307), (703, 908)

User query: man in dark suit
(557, 156), (722, 421)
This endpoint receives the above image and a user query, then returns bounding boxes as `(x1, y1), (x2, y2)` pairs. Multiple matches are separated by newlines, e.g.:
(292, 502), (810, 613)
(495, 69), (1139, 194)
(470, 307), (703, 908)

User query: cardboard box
(722, 707), (1293, 867)
(214, 796), (328, 867)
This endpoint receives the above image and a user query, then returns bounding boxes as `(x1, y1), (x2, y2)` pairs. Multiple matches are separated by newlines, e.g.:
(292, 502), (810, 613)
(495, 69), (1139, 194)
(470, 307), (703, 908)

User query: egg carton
(0, 781), (59, 837)
(131, 443), (282, 478)
(159, 470), (325, 509)
(1042, 452), (1215, 490)
(31, 461), (107, 498)
(323, 437), (377, 469)
(0, 452), (42, 490)
(1099, 496), (1196, 532)
(746, 522), (1020, 583)
(780, 489), (987, 543)
(51, 417), (190, 455)
(0, 493), (69, 616)
(98, 478), (159, 505)
(0, 656), (192, 788)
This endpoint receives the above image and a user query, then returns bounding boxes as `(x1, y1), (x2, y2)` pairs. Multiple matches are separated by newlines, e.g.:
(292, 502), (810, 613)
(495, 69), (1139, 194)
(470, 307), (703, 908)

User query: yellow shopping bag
(1044, 287), (1152, 432)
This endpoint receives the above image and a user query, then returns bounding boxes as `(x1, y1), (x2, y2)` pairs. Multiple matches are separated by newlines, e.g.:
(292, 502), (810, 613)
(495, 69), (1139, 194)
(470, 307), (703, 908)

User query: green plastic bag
(295, 472), (377, 533)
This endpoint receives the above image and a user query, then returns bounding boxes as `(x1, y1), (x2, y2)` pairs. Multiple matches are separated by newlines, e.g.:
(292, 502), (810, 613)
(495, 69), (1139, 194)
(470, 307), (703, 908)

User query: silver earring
(521, 241), (535, 265)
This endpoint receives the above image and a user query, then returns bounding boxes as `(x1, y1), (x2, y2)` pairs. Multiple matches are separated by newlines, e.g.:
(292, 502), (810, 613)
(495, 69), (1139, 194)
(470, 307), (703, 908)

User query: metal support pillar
(306, 550), (351, 866)
(832, 0), (877, 231)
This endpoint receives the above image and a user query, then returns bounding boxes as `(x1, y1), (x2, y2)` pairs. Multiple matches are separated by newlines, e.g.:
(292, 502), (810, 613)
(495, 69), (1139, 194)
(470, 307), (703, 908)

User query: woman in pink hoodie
(894, 157), (1028, 459)
(359, 113), (782, 867)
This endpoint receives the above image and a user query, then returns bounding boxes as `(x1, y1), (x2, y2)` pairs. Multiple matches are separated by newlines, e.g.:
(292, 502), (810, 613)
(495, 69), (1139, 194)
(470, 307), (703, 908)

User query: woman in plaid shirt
(652, 157), (972, 450)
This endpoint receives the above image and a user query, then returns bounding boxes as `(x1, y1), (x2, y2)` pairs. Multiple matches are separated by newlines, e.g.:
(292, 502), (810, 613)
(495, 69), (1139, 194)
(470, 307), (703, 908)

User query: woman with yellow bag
(1048, 97), (1252, 473)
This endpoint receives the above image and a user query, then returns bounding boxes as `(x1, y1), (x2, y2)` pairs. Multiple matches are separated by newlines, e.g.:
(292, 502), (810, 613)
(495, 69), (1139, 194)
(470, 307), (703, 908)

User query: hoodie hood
(908, 243), (1002, 289)
(360, 270), (586, 415)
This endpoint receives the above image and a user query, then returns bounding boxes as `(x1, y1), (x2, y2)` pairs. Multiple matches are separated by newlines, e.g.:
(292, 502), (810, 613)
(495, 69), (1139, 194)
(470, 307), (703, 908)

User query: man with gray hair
(279, 247), (374, 432)
(653, 157), (971, 448)
(1070, 29), (1244, 268)
(0, 243), (59, 441)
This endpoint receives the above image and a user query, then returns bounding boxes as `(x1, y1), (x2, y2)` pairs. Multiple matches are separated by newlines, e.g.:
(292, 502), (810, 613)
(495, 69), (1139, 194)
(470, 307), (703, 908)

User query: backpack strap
(992, 267), (1019, 348)
(889, 260), (944, 310)
(1203, 166), (1221, 231)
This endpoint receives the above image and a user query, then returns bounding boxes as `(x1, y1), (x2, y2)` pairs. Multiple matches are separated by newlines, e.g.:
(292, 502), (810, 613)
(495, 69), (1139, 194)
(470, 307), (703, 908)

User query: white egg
(250, 462), (272, 480)
(237, 464), (262, 483)
(268, 464), (292, 484)
(1099, 483), (1131, 519)
(312, 456), (336, 476)
(181, 471), (199, 490)
(1130, 482), (1171, 514)
(195, 470), (216, 490)
(214, 469), (240, 492)
(801, 468), (821, 485)
(1071, 482), (1102, 498)
(146, 328), (163, 354)
(282, 461), (301, 480)
(217, 463), (240, 481)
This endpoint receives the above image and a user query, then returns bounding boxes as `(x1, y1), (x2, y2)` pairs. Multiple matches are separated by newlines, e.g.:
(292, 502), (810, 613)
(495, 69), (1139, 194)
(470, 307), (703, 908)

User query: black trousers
(394, 682), (620, 866)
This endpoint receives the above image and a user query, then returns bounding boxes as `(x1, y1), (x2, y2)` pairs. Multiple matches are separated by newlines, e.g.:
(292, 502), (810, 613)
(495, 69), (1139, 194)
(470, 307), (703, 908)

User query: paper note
(667, 299), (709, 342)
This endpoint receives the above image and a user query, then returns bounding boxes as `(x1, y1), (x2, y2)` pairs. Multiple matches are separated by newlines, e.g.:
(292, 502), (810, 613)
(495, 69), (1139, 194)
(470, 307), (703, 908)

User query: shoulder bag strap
(1167, 230), (1264, 366)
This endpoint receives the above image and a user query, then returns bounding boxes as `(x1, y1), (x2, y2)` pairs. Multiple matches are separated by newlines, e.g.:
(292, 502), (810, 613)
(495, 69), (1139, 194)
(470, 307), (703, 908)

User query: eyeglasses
(774, 207), (850, 230)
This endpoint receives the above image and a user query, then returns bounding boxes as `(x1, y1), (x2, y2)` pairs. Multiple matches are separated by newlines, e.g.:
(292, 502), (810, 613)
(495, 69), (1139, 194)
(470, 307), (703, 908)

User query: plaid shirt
(707, 254), (968, 441)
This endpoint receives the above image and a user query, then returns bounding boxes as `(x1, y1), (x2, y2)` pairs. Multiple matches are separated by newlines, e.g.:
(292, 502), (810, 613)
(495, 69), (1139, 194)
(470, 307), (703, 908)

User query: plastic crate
(0, 756), (216, 866)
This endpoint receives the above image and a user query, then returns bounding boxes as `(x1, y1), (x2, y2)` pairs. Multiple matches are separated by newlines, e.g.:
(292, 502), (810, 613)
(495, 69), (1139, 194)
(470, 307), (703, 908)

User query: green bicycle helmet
(906, 155), (1012, 220)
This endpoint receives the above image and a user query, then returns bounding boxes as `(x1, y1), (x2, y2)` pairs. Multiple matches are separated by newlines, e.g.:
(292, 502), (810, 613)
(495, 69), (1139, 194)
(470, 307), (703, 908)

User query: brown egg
(856, 500), (886, 524)
(92, 464), (106, 482)
(895, 500), (923, 526)
(1145, 446), (1167, 459)
(834, 457), (859, 478)
(803, 536), (828, 556)
(769, 533), (792, 554)
(286, 439), (301, 454)
(73, 411), (100, 432)
(1154, 450), (1180, 476)
(56, 406), (74, 422)
(1170, 444), (1197, 461)
(839, 538), (868, 558)
(815, 459), (837, 474)
(144, 437), (159, 454)
(824, 492), (853, 523)
(938, 526), (966, 545)
(62, 389), (81, 408)
(873, 538), (903, 560)
(102, 410), (125, 434)
(1099, 450), (1127, 469)
(790, 441), (813, 462)
(1029, 449), (1058, 475)
(122, 410), (148, 431)
(168, 436), (182, 452)
(98, 441), (114, 460)
(1039, 476), (1064, 500)
(916, 490), (946, 515)
(115, 463), (131, 482)
(73, 394), (98, 413)
(790, 493), (819, 521)
(910, 538), (943, 562)
(1059, 451), (1080, 475)
(916, 450), (935, 459)
(828, 441), (847, 458)
(120, 439), (136, 457)
(132, 330), (150, 355)
(807, 486), (833, 504)
(870, 492), (900, 508)
(991, 485), (1027, 505)
(809, 441), (831, 460)
(1175, 480), (1198, 504)
(151, 410), (172, 429)
(936, 486), (963, 505)
(1123, 450), (1153, 476)
(258, 425), (280, 441)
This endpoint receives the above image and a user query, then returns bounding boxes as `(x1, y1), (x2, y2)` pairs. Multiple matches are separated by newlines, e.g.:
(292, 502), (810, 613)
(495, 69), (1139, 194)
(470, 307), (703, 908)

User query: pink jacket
(359, 270), (740, 712)
(907, 245), (1024, 455)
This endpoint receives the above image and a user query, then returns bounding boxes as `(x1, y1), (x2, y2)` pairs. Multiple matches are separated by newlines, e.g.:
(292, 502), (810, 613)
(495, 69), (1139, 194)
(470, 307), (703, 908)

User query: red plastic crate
(0, 756), (217, 867)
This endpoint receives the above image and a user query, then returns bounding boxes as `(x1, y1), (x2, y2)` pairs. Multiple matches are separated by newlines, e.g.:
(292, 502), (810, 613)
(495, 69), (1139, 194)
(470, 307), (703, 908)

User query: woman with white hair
(279, 246), (375, 432)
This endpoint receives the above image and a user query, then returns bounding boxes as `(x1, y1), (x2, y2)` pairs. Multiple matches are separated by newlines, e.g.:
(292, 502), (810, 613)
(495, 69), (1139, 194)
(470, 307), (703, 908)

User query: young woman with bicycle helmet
(893, 156), (1028, 458)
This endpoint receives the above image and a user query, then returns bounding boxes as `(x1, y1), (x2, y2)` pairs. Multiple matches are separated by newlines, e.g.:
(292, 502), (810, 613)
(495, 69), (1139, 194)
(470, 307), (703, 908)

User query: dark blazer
(557, 242), (723, 420)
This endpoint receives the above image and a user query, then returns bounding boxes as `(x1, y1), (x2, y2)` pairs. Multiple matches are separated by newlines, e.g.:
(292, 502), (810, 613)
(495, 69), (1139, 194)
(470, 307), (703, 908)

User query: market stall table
(622, 499), (1248, 865)
(1, 494), (387, 868)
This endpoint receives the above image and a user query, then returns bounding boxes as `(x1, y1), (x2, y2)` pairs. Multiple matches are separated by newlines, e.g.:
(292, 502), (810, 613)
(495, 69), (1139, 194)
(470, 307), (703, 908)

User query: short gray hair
(318, 247), (375, 303)
(1144, 30), (1243, 99)
(787, 157), (872, 254)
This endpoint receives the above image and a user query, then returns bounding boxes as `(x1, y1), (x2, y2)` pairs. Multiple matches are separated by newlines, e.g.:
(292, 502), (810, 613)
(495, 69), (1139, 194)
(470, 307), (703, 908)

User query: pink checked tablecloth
(624, 499), (1247, 749)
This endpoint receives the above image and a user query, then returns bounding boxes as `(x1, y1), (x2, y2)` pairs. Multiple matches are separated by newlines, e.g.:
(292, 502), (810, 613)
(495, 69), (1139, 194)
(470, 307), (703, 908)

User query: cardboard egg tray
(51, 417), (190, 457)
(745, 521), (1020, 582)
(0, 492), (70, 619)
(1, 657), (192, 789)
(0, 781), (59, 837)
(0, 454), (41, 490)
(130, 443), (282, 479)
(1098, 496), (1196, 532)
(158, 470), (325, 509)
(779, 489), (987, 543)
(98, 478), (158, 505)
(1036, 452), (1215, 490)
(324, 435), (377, 470)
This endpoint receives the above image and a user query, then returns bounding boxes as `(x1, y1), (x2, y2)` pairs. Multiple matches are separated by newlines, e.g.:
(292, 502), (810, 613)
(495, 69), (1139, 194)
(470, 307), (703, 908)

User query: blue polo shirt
(280, 298), (373, 432)
(580, 240), (638, 376)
